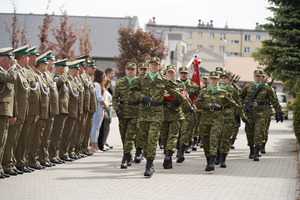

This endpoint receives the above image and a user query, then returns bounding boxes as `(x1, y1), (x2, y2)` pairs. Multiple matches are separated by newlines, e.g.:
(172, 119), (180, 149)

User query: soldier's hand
(188, 106), (195, 114)
(275, 112), (284, 123)
(116, 109), (123, 119)
(142, 95), (152, 103)
(9, 117), (16, 126)
(241, 117), (249, 124)
(211, 103), (222, 110)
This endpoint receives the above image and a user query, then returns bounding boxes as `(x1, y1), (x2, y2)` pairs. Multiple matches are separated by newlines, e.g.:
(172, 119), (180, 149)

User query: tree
(115, 27), (168, 78)
(52, 8), (77, 60)
(38, 0), (54, 53)
(5, 0), (20, 49)
(20, 21), (29, 46)
(252, 0), (300, 95)
(78, 16), (94, 56)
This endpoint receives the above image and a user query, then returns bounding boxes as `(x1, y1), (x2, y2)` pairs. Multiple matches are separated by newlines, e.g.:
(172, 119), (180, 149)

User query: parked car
(273, 92), (289, 119)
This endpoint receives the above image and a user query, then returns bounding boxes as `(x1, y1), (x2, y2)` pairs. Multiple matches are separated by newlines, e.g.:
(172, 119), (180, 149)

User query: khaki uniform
(0, 66), (17, 174)
(29, 70), (50, 167)
(3, 64), (29, 171)
(60, 75), (79, 158)
(15, 66), (40, 168)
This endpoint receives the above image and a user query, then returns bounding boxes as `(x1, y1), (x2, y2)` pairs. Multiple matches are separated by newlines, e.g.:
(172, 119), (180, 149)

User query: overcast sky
(1, 0), (274, 30)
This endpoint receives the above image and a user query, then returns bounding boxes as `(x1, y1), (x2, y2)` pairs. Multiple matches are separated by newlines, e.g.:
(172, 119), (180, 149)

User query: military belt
(119, 101), (140, 106)
(163, 102), (181, 108)
(141, 102), (163, 106)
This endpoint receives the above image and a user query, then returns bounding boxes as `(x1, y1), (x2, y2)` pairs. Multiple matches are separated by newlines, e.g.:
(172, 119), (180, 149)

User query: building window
(256, 35), (261, 40)
(220, 33), (226, 40)
(209, 45), (214, 51)
(231, 40), (239, 44)
(219, 46), (225, 52)
(255, 47), (260, 51)
(187, 32), (193, 38)
(187, 44), (192, 51)
(244, 47), (250, 53)
(210, 33), (214, 38)
(198, 32), (203, 38)
(245, 35), (251, 41)
(229, 52), (240, 56)
(197, 44), (202, 49)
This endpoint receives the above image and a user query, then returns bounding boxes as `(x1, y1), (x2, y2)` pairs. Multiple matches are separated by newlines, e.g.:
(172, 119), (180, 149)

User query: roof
(0, 13), (139, 58)
(225, 56), (282, 84)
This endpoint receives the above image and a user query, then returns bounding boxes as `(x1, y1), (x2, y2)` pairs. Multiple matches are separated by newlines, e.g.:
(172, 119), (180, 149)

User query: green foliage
(115, 27), (168, 78)
(252, 0), (300, 93)
(293, 91), (300, 144)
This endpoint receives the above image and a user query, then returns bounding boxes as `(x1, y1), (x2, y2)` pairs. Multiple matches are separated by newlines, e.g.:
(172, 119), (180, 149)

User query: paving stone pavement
(0, 112), (299, 200)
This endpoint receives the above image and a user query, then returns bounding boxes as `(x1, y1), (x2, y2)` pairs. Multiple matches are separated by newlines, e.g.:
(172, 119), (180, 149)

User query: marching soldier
(161, 65), (187, 169)
(0, 47), (17, 178)
(113, 62), (139, 169)
(196, 71), (248, 172)
(3, 45), (30, 176)
(177, 66), (200, 163)
(15, 46), (40, 173)
(29, 53), (50, 169)
(240, 69), (283, 161)
(201, 73), (209, 89)
(129, 57), (192, 177)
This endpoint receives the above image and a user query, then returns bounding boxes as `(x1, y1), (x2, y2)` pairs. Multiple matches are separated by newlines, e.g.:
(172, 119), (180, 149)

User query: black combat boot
(121, 153), (129, 169)
(253, 147), (260, 161)
(159, 137), (163, 149)
(176, 146), (186, 163)
(205, 156), (210, 171)
(185, 142), (192, 153)
(134, 148), (143, 163)
(230, 138), (236, 149)
(249, 146), (254, 159)
(163, 150), (173, 169)
(220, 153), (227, 168)
(192, 138), (197, 151)
(215, 150), (221, 165)
(207, 156), (216, 171)
(144, 159), (155, 177)
(127, 153), (133, 166)
(261, 142), (266, 154)
(199, 140), (203, 148)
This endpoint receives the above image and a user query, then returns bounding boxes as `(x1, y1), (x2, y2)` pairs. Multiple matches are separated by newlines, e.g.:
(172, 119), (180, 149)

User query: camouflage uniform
(230, 82), (242, 143)
(240, 70), (282, 161)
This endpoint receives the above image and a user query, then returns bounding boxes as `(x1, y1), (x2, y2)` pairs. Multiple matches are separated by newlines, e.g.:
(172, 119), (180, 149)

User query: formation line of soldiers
(0, 45), (98, 179)
(113, 57), (283, 177)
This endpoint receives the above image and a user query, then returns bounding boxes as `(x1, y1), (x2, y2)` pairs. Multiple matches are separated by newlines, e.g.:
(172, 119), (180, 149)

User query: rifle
(243, 78), (269, 113)
(229, 74), (235, 84)
(268, 77), (275, 87)
(232, 75), (240, 84)
(241, 82), (247, 89)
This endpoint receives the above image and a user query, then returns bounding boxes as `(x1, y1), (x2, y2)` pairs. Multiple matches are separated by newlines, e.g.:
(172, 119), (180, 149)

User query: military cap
(89, 60), (96, 68)
(36, 53), (49, 65)
(202, 73), (209, 79)
(54, 58), (68, 67)
(224, 70), (233, 76)
(220, 71), (230, 78)
(28, 46), (39, 56)
(78, 59), (86, 67)
(262, 71), (267, 77)
(215, 67), (223, 73)
(138, 62), (148, 69)
(209, 71), (220, 78)
(125, 62), (137, 69)
(77, 55), (90, 63)
(68, 60), (83, 69)
(46, 51), (55, 61)
(0, 47), (13, 57)
(13, 45), (29, 56)
(179, 66), (188, 73)
(254, 69), (263, 76)
(165, 65), (176, 72)
(149, 57), (161, 65)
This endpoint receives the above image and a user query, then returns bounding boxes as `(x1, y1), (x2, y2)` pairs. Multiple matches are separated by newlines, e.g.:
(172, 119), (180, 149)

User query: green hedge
(293, 91), (300, 144)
